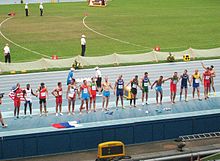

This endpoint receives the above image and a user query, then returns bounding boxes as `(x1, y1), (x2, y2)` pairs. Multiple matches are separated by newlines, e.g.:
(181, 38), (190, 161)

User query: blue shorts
(103, 91), (110, 97)
(116, 90), (123, 97)
(155, 86), (162, 92)
(193, 83), (199, 88)
(81, 93), (90, 100)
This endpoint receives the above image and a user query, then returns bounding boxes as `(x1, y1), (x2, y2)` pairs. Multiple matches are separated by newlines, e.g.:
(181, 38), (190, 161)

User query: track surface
(0, 59), (219, 118)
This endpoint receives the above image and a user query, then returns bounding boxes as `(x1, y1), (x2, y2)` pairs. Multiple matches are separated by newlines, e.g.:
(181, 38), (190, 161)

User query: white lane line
(83, 16), (151, 49)
(0, 17), (51, 58)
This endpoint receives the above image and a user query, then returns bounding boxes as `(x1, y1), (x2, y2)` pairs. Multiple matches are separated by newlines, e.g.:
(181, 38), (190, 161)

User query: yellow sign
(183, 54), (190, 61)
(97, 141), (125, 159)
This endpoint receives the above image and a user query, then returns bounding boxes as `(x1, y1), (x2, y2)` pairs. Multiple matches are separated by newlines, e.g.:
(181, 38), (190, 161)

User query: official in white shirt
(39, 3), (43, 16)
(81, 35), (86, 56)
(3, 44), (11, 63)
(25, 3), (29, 16)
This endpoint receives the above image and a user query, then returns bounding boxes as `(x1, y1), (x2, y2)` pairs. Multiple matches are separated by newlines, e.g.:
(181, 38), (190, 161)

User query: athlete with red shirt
(37, 83), (48, 116)
(203, 67), (212, 99)
(90, 77), (97, 112)
(13, 83), (23, 119)
(166, 72), (179, 104)
(52, 82), (63, 116)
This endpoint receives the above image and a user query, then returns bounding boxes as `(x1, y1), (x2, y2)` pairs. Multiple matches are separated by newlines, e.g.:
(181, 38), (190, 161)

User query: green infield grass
(0, 0), (220, 62)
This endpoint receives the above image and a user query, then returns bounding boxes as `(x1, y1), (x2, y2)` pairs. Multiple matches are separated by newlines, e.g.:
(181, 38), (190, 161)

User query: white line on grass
(83, 16), (152, 49)
(0, 17), (51, 58)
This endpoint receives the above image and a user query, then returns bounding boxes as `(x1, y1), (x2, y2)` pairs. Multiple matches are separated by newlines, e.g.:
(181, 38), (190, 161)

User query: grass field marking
(0, 17), (51, 58)
(83, 16), (152, 49)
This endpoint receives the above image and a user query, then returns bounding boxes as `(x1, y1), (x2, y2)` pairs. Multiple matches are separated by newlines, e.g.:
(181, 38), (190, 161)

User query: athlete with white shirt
(23, 84), (37, 118)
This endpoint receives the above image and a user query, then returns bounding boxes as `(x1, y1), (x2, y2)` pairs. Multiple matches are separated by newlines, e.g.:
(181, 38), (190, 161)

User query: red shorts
(170, 84), (177, 93)
(204, 81), (210, 88)
(90, 94), (96, 101)
(14, 99), (21, 107)
(56, 96), (62, 105)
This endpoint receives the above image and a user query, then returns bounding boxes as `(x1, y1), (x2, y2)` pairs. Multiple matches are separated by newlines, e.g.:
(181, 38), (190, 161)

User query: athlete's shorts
(82, 93), (90, 100)
(116, 89), (123, 97)
(14, 99), (21, 107)
(24, 100), (32, 107)
(142, 86), (149, 93)
(155, 86), (162, 92)
(181, 84), (188, 89)
(131, 88), (137, 95)
(193, 83), (200, 88)
(170, 84), (177, 93)
(204, 81), (210, 88)
(56, 96), (62, 105)
(90, 94), (96, 101)
(96, 77), (102, 88)
(39, 98), (46, 104)
(103, 90), (110, 97)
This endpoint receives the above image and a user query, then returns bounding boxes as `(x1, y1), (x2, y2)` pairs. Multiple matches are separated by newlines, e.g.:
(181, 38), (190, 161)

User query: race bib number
(118, 85), (123, 89)
(205, 76), (210, 80)
(132, 84), (137, 88)
(83, 88), (88, 93)
(41, 92), (46, 97)
(68, 93), (74, 98)
(144, 83), (148, 87)
(173, 80), (177, 84)
(59, 91), (62, 96)
(17, 93), (21, 97)
(195, 79), (199, 84)
(92, 86), (96, 90)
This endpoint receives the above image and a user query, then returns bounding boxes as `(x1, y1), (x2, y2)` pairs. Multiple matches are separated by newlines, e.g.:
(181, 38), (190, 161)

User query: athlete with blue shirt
(79, 80), (91, 114)
(179, 70), (191, 102)
(114, 75), (124, 109)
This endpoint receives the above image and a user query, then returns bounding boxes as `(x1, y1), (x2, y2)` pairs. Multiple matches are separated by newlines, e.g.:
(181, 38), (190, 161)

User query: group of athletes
(0, 62), (216, 128)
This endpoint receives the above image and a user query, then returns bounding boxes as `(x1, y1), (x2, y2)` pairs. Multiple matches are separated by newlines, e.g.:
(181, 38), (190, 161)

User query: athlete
(0, 95), (7, 128)
(191, 69), (202, 100)
(79, 80), (91, 114)
(66, 78), (78, 115)
(151, 76), (167, 105)
(166, 72), (179, 104)
(114, 75), (124, 109)
(23, 84), (37, 118)
(179, 70), (191, 102)
(126, 75), (142, 107)
(102, 77), (113, 111)
(13, 83), (23, 119)
(90, 77), (97, 112)
(36, 83), (49, 116)
(202, 67), (212, 100)
(52, 82), (63, 116)
(141, 72), (151, 105)
(201, 62), (216, 96)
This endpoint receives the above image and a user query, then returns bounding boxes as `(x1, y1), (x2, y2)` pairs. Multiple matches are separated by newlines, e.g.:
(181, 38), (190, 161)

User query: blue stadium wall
(1, 113), (220, 160)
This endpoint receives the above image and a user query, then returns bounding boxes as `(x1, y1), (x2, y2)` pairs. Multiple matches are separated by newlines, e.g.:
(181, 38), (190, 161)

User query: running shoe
(59, 113), (63, 116)
(56, 113), (58, 116)
(214, 92), (216, 96)
(142, 102), (145, 106)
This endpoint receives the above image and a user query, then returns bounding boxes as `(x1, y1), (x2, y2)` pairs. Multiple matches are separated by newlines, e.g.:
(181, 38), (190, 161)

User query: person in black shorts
(179, 69), (191, 102)
(126, 75), (142, 107)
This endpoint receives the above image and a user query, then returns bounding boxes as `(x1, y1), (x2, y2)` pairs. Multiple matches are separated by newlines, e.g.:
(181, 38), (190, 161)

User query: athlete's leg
(192, 88), (195, 99)
(68, 99), (71, 114)
(116, 96), (119, 107)
(160, 90), (163, 104)
(120, 95), (124, 108)
(185, 88), (188, 101)
(24, 101), (27, 115)
(80, 100), (84, 112)
(72, 99), (75, 113)
(106, 96), (109, 109)
(146, 92), (148, 103)
(85, 99), (89, 112)
(173, 92), (176, 103)
(43, 102), (47, 113)
(180, 88), (183, 101)
(29, 102), (32, 115)
(142, 91), (145, 104)
(102, 96), (105, 110)
(156, 91), (159, 104)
